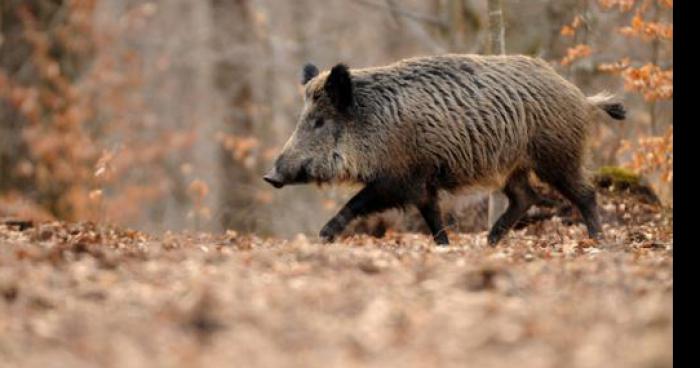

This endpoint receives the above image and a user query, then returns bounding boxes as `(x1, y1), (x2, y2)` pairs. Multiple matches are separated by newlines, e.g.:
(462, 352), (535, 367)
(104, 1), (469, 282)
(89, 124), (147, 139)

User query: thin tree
(486, 0), (508, 229)
(210, 0), (259, 232)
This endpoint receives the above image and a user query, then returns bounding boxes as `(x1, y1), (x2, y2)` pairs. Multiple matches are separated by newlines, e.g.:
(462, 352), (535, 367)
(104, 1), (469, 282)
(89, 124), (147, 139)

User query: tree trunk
(486, 0), (508, 229)
(0, 0), (95, 217)
(210, 0), (259, 232)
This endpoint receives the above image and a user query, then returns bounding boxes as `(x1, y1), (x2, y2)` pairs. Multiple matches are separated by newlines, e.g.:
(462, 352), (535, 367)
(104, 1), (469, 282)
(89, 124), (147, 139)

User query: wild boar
(263, 54), (625, 245)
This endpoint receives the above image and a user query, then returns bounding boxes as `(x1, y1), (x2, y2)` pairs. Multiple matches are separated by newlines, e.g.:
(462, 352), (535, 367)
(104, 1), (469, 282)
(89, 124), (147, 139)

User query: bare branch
(351, 0), (446, 28)
(350, 0), (446, 54)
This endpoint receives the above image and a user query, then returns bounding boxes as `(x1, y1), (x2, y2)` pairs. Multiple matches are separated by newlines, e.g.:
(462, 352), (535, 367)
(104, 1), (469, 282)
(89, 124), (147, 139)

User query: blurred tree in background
(0, 0), (673, 235)
(1, 0), (97, 220)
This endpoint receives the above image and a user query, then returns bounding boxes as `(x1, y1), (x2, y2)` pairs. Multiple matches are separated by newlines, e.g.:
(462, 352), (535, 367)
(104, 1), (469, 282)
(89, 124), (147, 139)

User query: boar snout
(263, 167), (285, 188)
(263, 156), (313, 188)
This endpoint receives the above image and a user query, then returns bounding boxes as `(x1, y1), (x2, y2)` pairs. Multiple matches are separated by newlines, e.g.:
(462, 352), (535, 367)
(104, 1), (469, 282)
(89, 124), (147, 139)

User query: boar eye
(313, 118), (325, 129)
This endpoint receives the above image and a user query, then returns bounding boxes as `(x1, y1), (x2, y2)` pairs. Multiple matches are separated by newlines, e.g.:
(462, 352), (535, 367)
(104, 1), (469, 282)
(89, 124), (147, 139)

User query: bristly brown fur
(265, 54), (625, 246)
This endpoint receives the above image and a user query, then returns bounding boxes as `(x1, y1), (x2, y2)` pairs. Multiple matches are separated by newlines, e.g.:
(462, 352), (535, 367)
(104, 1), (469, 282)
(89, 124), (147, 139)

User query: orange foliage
(560, 15), (584, 37)
(597, 0), (672, 103)
(188, 179), (212, 223)
(619, 126), (673, 183)
(188, 179), (210, 204)
(216, 132), (260, 169)
(619, 14), (672, 40)
(598, 57), (631, 73)
(594, 0), (673, 203)
(621, 63), (673, 101)
(561, 44), (592, 66)
(600, 60), (673, 102)
(598, 0), (636, 12)
(560, 26), (576, 37)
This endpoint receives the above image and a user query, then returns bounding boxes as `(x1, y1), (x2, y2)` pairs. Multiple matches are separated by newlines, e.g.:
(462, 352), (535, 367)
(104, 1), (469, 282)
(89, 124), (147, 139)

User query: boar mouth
(292, 158), (312, 183)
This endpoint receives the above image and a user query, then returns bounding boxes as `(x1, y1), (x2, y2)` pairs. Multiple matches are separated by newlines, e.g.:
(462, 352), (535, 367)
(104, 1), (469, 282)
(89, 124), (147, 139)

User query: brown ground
(0, 192), (672, 368)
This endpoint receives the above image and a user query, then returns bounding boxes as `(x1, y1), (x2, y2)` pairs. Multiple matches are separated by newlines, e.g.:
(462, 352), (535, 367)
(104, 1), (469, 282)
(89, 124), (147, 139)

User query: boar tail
(587, 91), (626, 120)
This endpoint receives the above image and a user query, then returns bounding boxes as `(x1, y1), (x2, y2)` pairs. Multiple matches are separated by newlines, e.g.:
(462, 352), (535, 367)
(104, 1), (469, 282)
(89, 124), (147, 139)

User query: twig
(351, 0), (446, 27)
(4, 219), (34, 231)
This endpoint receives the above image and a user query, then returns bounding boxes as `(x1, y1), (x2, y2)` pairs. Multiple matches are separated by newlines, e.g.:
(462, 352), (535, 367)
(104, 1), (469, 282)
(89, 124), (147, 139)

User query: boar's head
(264, 63), (359, 188)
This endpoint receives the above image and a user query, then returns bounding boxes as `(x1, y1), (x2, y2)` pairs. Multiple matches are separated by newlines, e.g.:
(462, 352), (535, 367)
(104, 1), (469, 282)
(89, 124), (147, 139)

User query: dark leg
(416, 190), (449, 246)
(319, 183), (402, 243)
(533, 192), (560, 208)
(531, 134), (603, 240)
(487, 170), (538, 246)
(548, 174), (602, 239)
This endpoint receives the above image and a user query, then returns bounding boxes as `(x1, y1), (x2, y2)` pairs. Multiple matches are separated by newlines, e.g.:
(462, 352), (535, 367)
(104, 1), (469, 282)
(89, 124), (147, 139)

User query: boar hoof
(319, 234), (335, 244)
(435, 235), (450, 246)
(319, 227), (337, 244)
(320, 219), (345, 243)
(487, 233), (503, 247)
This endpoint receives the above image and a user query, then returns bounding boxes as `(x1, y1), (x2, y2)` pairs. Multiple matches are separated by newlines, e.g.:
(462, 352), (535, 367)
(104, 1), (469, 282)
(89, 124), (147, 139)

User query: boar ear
(324, 63), (353, 112)
(301, 63), (319, 85)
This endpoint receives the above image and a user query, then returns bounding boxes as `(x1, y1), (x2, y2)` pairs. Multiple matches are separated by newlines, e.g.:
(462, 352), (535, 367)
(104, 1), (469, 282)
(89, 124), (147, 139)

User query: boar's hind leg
(536, 167), (602, 240)
(319, 183), (403, 243)
(487, 169), (539, 246)
(416, 187), (449, 246)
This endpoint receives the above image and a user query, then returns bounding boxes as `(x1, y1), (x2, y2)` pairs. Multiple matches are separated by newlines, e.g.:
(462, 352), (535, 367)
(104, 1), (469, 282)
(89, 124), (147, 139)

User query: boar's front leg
(416, 191), (449, 246)
(319, 182), (402, 243)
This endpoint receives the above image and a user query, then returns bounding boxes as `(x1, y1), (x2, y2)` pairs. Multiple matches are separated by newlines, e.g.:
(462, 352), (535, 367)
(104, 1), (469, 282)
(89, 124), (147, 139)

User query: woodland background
(0, 1), (673, 367)
(0, 0), (672, 237)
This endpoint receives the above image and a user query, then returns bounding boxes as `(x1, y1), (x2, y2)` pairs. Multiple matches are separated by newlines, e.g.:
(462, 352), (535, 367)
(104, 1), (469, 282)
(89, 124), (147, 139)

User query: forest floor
(0, 190), (672, 368)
